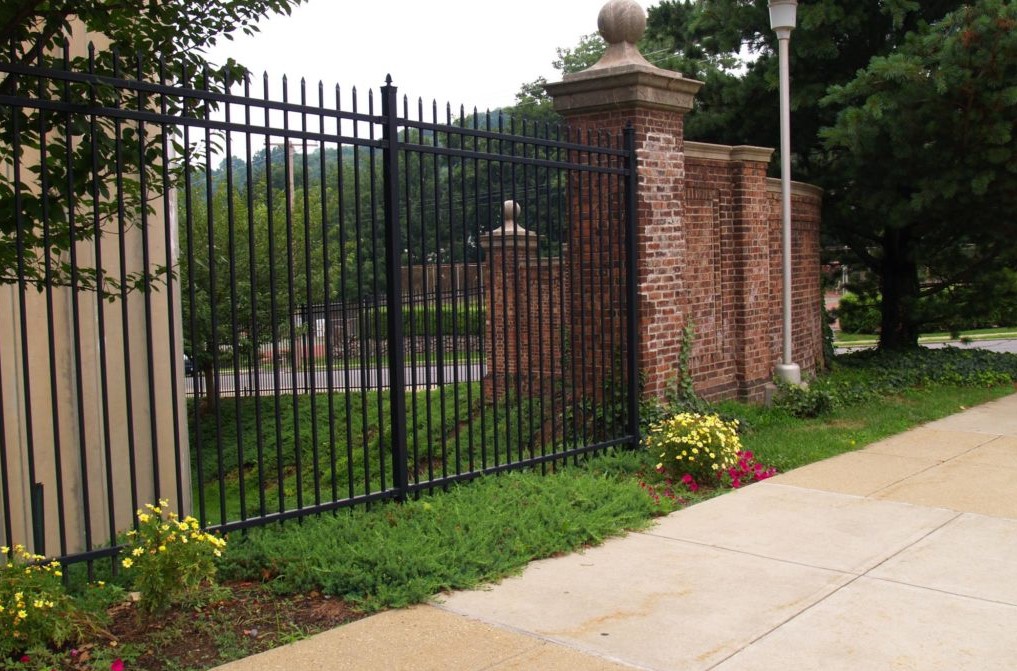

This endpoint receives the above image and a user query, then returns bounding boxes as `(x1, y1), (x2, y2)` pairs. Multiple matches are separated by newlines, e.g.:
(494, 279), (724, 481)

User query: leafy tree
(644, 0), (964, 175)
(507, 33), (607, 123)
(0, 0), (306, 293)
(641, 0), (1016, 350)
(821, 0), (1017, 348)
(181, 145), (383, 407)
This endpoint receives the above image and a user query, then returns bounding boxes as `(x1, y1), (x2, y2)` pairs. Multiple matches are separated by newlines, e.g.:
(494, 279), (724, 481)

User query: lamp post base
(776, 362), (801, 385)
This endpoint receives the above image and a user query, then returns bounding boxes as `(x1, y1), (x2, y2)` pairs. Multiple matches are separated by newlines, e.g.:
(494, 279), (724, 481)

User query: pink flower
(111, 659), (125, 671)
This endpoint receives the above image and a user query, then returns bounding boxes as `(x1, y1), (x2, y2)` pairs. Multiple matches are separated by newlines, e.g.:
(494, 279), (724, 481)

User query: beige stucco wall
(1, 26), (190, 558)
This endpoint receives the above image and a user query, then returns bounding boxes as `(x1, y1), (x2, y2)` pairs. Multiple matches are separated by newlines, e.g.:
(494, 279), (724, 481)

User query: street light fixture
(769, 0), (801, 385)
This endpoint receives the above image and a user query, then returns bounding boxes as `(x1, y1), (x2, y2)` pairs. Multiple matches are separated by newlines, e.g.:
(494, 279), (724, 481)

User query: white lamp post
(769, 0), (801, 385)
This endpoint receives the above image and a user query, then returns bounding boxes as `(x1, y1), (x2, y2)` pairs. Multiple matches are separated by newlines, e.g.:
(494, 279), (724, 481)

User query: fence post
(623, 123), (639, 446)
(381, 76), (408, 499)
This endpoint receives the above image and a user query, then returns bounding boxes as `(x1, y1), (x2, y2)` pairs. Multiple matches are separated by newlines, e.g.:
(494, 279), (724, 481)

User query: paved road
(837, 338), (1017, 355)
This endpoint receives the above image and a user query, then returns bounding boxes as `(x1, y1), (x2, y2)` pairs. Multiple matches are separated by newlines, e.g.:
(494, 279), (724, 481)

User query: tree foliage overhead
(821, 0), (1017, 347)
(644, 0), (966, 174)
(0, 0), (306, 293)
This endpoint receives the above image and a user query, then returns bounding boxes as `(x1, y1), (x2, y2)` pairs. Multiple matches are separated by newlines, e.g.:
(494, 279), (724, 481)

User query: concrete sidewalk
(215, 392), (1017, 671)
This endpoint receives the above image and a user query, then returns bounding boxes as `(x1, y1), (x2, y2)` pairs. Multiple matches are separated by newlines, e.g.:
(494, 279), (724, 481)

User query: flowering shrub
(120, 500), (226, 614)
(645, 412), (741, 484)
(0, 544), (78, 659)
(722, 450), (778, 489)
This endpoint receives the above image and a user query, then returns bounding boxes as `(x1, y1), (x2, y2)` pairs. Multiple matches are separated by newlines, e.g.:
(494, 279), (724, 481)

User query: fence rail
(0, 46), (637, 571)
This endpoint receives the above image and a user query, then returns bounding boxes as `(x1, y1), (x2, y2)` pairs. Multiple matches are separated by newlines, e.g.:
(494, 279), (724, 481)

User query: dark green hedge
(359, 302), (484, 339)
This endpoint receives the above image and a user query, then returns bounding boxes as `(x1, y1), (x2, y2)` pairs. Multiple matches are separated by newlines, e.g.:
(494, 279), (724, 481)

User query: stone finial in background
(587, 0), (654, 72)
(490, 200), (536, 239)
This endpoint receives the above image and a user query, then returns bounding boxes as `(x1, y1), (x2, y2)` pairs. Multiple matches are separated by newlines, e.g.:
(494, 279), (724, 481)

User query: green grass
(204, 346), (1017, 618)
(215, 382), (1014, 614)
(716, 385), (1013, 473)
(189, 383), (553, 525)
(834, 326), (1017, 346)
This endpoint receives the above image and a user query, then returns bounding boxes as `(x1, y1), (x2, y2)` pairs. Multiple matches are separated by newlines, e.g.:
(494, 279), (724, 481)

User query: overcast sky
(206, 0), (657, 113)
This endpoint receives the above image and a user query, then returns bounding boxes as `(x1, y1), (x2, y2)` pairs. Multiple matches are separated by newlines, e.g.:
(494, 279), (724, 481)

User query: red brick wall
(767, 181), (824, 383)
(482, 238), (570, 398)
(482, 132), (823, 404)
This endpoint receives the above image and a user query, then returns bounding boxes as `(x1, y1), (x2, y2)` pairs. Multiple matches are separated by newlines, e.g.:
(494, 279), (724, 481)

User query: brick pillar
(545, 0), (703, 400)
(730, 147), (776, 400)
(480, 200), (541, 398)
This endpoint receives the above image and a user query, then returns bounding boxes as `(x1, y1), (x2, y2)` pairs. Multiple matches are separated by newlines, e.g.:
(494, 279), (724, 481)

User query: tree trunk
(878, 228), (921, 351)
(199, 362), (217, 416)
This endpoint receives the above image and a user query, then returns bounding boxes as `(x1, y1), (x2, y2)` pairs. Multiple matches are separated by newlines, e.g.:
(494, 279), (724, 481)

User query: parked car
(183, 354), (194, 376)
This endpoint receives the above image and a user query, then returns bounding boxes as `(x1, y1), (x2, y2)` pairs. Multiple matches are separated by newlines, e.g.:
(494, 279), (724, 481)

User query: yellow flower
(121, 558), (134, 569)
(14, 591), (22, 601)
(138, 513), (151, 524)
(132, 547), (144, 557)
(159, 545), (167, 552)
(17, 609), (27, 620)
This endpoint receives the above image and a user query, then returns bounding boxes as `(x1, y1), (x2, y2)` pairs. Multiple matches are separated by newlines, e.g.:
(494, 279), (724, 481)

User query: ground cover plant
(4, 346), (1015, 670)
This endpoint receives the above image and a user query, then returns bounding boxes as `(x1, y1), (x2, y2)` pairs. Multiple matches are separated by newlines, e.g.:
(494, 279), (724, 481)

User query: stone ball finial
(502, 199), (522, 226)
(492, 199), (534, 238)
(598, 0), (646, 46)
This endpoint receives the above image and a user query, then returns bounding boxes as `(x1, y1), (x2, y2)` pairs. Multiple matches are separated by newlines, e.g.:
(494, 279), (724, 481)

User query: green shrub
(812, 347), (1017, 408)
(358, 302), (484, 340)
(773, 381), (835, 418)
(835, 292), (881, 334)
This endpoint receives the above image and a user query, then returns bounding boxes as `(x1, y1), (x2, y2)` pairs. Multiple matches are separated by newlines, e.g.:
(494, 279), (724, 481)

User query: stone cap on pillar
(545, 0), (704, 115)
(481, 200), (540, 253)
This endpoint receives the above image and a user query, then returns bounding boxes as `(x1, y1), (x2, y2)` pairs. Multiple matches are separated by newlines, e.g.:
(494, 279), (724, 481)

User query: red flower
(19, 656), (31, 664)
(111, 659), (125, 671)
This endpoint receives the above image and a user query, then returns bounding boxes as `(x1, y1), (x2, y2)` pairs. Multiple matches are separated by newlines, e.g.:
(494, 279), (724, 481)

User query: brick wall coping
(765, 176), (824, 199)
(546, 64), (704, 115)
(685, 141), (774, 163)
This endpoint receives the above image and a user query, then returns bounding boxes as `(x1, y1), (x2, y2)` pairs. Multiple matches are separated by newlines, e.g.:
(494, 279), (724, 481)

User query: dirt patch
(58, 582), (363, 671)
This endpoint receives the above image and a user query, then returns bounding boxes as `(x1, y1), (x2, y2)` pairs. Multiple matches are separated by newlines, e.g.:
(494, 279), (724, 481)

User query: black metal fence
(0, 45), (638, 570)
